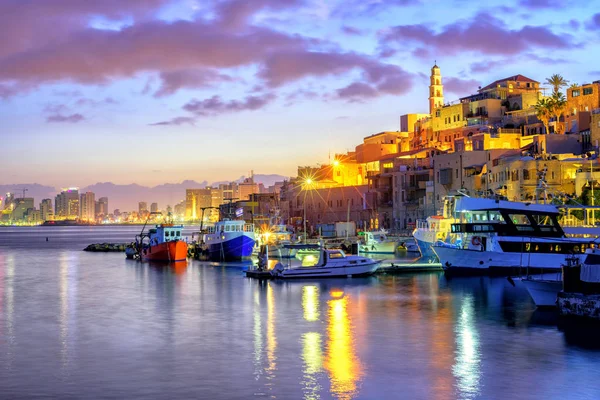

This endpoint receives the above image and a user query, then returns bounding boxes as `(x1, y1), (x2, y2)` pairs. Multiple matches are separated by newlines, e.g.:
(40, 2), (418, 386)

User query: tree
(534, 98), (552, 134)
(545, 74), (569, 95)
(549, 92), (567, 135)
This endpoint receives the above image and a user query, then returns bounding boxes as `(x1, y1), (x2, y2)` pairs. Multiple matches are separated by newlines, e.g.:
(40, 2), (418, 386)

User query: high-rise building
(239, 176), (259, 201)
(139, 202), (148, 213)
(11, 198), (34, 221)
(55, 188), (79, 219)
(150, 202), (158, 213)
(185, 189), (212, 220)
(40, 199), (54, 221)
(95, 197), (108, 217)
(79, 192), (96, 222)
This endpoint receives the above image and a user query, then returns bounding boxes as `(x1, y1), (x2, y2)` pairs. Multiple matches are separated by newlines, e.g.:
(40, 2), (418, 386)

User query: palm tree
(545, 74), (569, 95)
(534, 98), (551, 134)
(549, 92), (567, 134)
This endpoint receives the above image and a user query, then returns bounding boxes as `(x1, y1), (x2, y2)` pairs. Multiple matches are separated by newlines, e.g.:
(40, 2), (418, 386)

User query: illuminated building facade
(55, 188), (79, 219)
(40, 198), (53, 221)
(79, 192), (95, 222)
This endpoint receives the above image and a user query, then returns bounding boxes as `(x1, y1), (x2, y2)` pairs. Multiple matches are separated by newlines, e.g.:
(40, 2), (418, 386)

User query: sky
(1, 0), (599, 188)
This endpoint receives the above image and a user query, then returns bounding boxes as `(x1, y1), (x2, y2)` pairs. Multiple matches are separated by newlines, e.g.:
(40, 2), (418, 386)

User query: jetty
(83, 243), (128, 252)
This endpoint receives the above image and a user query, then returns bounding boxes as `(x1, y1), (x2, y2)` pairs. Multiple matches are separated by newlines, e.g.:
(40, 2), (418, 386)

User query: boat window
(176, 231), (181, 236)
(508, 214), (530, 225)
(488, 211), (503, 222)
(165, 231), (170, 237)
(236, 225), (241, 232)
(329, 252), (344, 259)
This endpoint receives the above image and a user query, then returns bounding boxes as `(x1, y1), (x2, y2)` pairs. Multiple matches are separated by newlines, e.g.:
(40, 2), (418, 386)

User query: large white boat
(270, 248), (381, 278)
(253, 223), (299, 259)
(202, 219), (256, 261)
(358, 230), (399, 254)
(432, 197), (594, 275)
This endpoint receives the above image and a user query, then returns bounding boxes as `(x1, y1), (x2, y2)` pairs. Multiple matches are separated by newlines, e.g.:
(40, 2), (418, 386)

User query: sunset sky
(2, 0), (599, 187)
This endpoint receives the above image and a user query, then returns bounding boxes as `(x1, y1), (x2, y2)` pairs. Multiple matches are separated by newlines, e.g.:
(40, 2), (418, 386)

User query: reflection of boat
(136, 224), (188, 262)
(357, 230), (398, 254)
(203, 219), (256, 261)
(271, 248), (381, 279)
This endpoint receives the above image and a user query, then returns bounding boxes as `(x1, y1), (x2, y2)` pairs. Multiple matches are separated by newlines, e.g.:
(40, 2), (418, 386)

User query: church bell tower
(429, 63), (444, 116)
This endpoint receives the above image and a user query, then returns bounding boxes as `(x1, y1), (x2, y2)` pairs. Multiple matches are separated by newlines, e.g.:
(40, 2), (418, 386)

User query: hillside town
(3, 65), (600, 230)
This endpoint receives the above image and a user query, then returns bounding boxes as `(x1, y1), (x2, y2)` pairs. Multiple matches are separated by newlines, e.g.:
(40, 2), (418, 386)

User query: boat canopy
(454, 197), (560, 215)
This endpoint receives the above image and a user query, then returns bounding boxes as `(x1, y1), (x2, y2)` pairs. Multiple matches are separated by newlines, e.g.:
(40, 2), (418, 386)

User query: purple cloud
(183, 93), (276, 116)
(150, 116), (196, 126)
(154, 69), (235, 97)
(47, 113), (85, 123)
(342, 26), (363, 35)
(380, 12), (572, 56)
(443, 77), (480, 97)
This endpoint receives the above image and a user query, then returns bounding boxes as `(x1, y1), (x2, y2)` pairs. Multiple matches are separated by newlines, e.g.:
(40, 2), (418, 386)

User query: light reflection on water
(453, 294), (481, 399)
(0, 227), (600, 399)
(325, 293), (362, 400)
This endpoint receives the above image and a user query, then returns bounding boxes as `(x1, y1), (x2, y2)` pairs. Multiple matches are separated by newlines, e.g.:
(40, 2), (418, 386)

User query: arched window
(436, 90), (441, 97)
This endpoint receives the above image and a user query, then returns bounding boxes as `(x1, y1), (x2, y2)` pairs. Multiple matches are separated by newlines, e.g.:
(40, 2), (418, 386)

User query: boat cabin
(147, 224), (184, 245)
(359, 231), (388, 244)
(206, 220), (255, 234)
(449, 198), (565, 238)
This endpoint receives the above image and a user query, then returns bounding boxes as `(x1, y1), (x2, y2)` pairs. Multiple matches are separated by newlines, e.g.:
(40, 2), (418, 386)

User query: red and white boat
(133, 223), (188, 262)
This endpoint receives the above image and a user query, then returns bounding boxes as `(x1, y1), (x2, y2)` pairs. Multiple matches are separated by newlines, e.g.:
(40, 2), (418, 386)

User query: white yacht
(270, 248), (381, 278)
(432, 197), (594, 275)
(358, 230), (399, 254)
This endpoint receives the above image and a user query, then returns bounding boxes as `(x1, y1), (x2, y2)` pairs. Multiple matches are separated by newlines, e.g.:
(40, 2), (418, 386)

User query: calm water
(1, 227), (600, 399)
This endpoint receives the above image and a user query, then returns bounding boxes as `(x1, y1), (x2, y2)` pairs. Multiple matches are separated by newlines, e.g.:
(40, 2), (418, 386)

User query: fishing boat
(253, 223), (299, 259)
(432, 197), (593, 275)
(358, 230), (399, 254)
(202, 219), (255, 261)
(135, 223), (188, 262)
(270, 247), (381, 278)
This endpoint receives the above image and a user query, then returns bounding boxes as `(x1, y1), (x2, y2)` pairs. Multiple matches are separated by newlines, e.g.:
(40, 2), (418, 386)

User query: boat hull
(434, 246), (568, 276)
(141, 240), (187, 262)
(415, 237), (437, 261)
(208, 234), (255, 261)
(521, 278), (562, 307)
(278, 261), (381, 279)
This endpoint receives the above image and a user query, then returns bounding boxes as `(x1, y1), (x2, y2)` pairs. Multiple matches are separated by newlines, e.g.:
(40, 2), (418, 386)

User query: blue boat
(203, 219), (256, 261)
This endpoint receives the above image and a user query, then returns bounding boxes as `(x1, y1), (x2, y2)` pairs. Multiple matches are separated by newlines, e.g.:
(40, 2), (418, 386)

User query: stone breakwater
(84, 243), (129, 252)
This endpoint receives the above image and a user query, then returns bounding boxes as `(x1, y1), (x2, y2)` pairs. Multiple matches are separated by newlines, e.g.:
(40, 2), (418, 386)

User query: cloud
(518, 0), (571, 8)
(331, 0), (420, 17)
(47, 113), (85, 123)
(183, 93), (276, 116)
(75, 97), (118, 106)
(154, 69), (235, 97)
(342, 26), (362, 35)
(588, 13), (600, 30)
(443, 77), (480, 97)
(336, 82), (378, 101)
(380, 12), (573, 56)
(470, 53), (570, 74)
(215, 0), (305, 29)
(150, 116), (197, 126)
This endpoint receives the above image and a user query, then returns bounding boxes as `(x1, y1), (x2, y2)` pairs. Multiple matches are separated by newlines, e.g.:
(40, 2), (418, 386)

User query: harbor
(2, 226), (600, 399)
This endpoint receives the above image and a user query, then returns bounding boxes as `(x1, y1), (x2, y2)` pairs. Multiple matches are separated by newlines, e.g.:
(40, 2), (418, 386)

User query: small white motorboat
(271, 248), (381, 279)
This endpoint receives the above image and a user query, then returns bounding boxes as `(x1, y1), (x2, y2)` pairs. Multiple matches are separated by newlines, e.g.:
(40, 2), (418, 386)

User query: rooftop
(480, 74), (539, 92)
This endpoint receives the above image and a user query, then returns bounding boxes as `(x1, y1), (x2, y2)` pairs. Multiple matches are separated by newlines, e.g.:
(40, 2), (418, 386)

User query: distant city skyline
(2, 0), (600, 186)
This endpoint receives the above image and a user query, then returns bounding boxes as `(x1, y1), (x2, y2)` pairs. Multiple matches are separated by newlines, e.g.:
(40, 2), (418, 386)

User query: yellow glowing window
(382, 162), (393, 168)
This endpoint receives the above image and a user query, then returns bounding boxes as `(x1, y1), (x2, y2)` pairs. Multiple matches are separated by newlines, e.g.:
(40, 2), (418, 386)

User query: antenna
(19, 188), (28, 199)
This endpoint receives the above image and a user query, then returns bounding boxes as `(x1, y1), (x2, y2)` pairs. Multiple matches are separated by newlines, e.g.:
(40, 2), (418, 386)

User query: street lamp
(302, 177), (315, 243)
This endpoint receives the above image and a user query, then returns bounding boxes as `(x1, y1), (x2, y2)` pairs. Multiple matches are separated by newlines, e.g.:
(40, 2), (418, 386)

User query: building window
(583, 87), (593, 95)
(572, 89), (580, 97)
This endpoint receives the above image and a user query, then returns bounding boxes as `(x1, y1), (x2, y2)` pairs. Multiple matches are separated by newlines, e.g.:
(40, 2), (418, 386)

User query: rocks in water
(83, 243), (128, 252)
